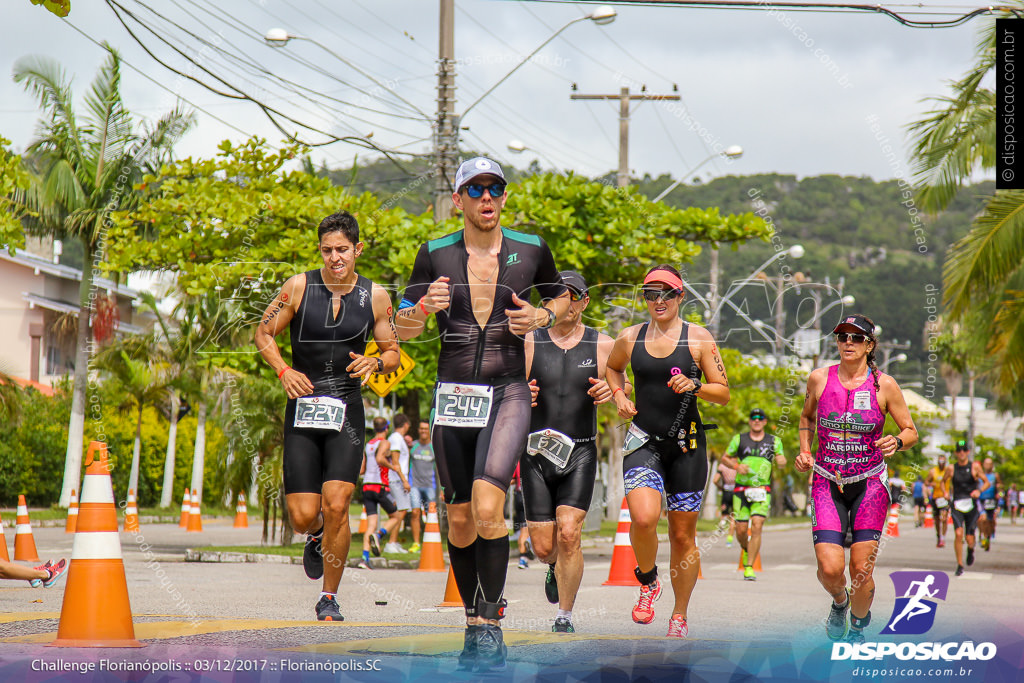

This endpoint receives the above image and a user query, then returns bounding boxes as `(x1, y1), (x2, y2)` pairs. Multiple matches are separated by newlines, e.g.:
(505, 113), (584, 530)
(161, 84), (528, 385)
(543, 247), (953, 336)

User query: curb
(183, 549), (417, 570)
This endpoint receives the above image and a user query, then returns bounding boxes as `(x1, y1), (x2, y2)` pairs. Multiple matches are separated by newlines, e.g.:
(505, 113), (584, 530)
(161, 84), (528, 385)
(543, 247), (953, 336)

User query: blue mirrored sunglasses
(463, 183), (505, 199)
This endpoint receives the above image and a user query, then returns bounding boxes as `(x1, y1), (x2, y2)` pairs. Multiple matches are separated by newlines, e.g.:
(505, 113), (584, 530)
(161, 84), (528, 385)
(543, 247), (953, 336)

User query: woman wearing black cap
(606, 264), (731, 638)
(796, 313), (918, 644)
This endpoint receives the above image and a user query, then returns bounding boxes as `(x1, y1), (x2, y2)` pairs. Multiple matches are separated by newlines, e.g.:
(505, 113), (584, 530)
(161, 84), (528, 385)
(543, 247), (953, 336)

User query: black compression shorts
(623, 431), (709, 513)
(521, 441), (598, 522)
(282, 397), (365, 494)
(720, 489), (735, 513)
(362, 486), (397, 518)
(951, 501), (980, 535)
(432, 381), (531, 505)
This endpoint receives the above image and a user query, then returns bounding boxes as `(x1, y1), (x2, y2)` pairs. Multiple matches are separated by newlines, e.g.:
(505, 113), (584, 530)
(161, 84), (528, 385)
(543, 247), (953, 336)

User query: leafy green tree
(94, 339), (167, 505)
(909, 11), (1024, 404)
(0, 136), (31, 235)
(4, 46), (193, 507)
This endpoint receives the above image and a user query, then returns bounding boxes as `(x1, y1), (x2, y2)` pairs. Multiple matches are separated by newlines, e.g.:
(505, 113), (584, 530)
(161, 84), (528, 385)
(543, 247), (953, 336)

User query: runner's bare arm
(608, 326), (639, 418)
(396, 276), (450, 341)
(875, 375), (918, 456)
(679, 330), (729, 405)
(525, 331), (539, 407)
(796, 368), (826, 472)
(589, 333), (628, 404)
(347, 285), (401, 384)
(255, 274), (314, 399)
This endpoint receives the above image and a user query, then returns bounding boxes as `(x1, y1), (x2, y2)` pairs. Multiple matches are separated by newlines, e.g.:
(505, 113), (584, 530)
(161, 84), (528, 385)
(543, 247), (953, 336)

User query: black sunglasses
(463, 183), (506, 199)
(569, 290), (586, 302)
(642, 288), (681, 302)
(836, 333), (868, 343)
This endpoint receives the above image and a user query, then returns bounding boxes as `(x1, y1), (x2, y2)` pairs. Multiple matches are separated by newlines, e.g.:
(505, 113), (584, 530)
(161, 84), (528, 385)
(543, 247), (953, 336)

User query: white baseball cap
(454, 157), (505, 191)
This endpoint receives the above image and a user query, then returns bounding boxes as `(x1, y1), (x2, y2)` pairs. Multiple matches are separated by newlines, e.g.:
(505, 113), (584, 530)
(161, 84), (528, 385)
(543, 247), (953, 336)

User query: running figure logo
(880, 571), (949, 635)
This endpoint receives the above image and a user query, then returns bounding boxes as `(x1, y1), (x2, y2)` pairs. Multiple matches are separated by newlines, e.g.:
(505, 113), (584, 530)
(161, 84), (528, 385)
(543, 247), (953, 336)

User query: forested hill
(324, 158), (992, 384)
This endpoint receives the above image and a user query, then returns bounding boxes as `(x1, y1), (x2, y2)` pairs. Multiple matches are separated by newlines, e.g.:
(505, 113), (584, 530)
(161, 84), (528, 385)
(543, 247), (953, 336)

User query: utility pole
(434, 0), (457, 223)
(570, 87), (680, 187)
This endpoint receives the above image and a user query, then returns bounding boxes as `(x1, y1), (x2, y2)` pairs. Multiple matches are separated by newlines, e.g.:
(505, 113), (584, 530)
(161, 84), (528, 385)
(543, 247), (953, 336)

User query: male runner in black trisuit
(523, 271), (628, 633)
(943, 440), (990, 576)
(255, 211), (400, 621)
(395, 157), (570, 671)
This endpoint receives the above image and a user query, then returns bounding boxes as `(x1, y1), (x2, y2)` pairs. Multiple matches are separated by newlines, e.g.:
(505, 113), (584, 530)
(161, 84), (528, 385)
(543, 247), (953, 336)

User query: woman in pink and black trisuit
(795, 313), (918, 644)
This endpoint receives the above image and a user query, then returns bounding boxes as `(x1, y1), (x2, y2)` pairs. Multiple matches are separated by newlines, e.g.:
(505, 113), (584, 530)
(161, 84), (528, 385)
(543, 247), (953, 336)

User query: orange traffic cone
(186, 489), (202, 533)
(737, 546), (763, 572)
(65, 489), (79, 533)
(357, 508), (367, 534)
(603, 498), (640, 586)
(123, 490), (139, 533)
(438, 565), (463, 607)
(13, 495), (40, 562)
(179, 489), (191, 528)
(0, 514), (9, 562)
(417, 501), (446, 572)
(885, 504), (900, 537)
(923, 506), (934, 529)
(233, 492), (249, 528)
(50, 441), (143, 648)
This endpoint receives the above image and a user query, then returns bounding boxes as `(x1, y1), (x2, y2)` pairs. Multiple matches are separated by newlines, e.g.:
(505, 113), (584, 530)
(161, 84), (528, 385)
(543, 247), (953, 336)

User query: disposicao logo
(831, 571), (997, 662)
(881, 570), (948, 635)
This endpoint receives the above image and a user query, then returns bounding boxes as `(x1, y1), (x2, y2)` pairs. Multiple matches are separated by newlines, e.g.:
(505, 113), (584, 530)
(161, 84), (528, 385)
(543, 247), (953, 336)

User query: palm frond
(13, 55), (86, 171)
(943, 190), (1024, 316)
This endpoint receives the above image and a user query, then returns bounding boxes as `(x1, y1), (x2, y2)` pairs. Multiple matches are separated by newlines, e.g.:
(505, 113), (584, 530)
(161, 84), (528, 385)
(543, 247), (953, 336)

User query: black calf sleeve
(475, 535), (510, 605)
(448, 539), (479, 618)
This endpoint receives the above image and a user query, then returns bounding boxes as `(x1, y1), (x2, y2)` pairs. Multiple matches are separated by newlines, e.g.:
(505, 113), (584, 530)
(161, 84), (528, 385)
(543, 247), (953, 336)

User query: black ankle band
(851, 611), (871, 629)
(635, 565), (658, 586)
(477, 598), (507, 621)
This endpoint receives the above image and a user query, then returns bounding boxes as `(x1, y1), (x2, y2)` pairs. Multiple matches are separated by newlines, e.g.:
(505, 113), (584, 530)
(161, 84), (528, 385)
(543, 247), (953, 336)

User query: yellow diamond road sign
(363, 341), (415, 398)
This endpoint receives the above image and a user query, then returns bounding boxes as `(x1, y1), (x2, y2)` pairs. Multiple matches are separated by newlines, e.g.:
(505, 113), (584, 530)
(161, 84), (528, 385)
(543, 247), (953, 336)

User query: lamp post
(433, 5), (616, 221)
(651, 145), (744, 203)
(507, 139), (560, 172)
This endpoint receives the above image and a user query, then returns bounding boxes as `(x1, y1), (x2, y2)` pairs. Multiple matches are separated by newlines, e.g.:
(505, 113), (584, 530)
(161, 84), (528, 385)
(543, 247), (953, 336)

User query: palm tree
(11, 46), (193, 506)
(94, 338), (167, 505)
(908, 10), (1024, 402)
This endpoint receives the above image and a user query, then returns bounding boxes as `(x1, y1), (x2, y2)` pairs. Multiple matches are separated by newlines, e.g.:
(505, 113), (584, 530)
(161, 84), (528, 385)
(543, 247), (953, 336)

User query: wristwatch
(894, 436), (903, 452)
(541, 306), (556, 329)
(375, 357), (384, 373)
(690, 378), (702, 394)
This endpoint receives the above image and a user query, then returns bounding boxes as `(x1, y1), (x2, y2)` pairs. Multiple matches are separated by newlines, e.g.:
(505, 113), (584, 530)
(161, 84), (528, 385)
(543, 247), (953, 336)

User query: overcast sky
(0, 0), (991, 184)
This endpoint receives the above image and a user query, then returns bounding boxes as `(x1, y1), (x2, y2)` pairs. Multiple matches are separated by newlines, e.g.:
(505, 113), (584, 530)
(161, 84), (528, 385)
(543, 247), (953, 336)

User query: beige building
(0, 244), (148, 388)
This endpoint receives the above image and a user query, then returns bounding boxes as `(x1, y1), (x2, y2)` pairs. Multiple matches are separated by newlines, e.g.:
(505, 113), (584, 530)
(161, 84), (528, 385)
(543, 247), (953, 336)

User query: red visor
(643, 270), (683, 290)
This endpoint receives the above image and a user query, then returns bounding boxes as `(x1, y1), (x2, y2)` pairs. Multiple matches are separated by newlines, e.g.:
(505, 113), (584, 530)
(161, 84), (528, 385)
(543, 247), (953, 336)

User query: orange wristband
(613, 387), (624, 395)
(419, 299), (429, 316)
(277, 367), (290, 379)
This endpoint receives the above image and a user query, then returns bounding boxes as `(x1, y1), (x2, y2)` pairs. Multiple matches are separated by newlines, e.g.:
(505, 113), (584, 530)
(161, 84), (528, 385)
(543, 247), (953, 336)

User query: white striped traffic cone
(65, 488), (78, 533)
(50, 441), (143, 648)
(0, 513), (9, 562)
(123, 489), (139, 533)
(186, 489), (202, 533)
(603, 498), (640, 586)
(179, 489), (191, 528)
(233, 492), (248, 528)
(13, 495), (40, 562)
(417, 501), (445, 572)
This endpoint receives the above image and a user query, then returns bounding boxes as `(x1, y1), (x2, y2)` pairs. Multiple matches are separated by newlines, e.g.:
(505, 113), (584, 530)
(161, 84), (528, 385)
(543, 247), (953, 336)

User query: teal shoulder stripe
(428, 230), (463, 252)
(502, 227), (541, 246)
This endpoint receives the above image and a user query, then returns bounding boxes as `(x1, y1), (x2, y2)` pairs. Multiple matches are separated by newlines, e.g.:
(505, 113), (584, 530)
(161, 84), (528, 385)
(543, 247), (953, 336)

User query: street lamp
(507, 139), (560, 172)
(263, 28), (431, 121)
(460, 6), (617, 119)
(652, 145), (744, 203)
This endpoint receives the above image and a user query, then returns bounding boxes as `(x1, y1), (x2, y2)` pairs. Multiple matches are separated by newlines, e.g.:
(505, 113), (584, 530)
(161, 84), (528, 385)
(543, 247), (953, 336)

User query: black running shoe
(456, 624), (479, 671)
(552, 617), (574, 633)
(315, 595), (343, 622)
(955, 564), (965, 577)
(544, 564), (559, 604)
(303, 531), (324, 580)
(966, 547), (975, 566)
(474, 624), (507, 672)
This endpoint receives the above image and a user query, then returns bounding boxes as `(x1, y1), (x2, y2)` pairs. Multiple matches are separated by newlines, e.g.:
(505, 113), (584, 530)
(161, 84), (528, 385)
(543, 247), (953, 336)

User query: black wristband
(894, 436), (903, 451)
(376, 357), (384, 373)
(542, 306), (556, 328)
(690, 378), (702, 394)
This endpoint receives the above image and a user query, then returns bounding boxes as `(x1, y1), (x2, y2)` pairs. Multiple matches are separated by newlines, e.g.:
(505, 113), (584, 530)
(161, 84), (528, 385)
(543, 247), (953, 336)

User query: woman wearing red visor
(606, 264), (731, 638)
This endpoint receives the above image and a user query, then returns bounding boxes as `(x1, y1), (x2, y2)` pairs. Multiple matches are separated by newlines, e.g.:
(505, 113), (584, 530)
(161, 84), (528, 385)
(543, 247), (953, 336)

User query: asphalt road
(1, 512), (1022, 682)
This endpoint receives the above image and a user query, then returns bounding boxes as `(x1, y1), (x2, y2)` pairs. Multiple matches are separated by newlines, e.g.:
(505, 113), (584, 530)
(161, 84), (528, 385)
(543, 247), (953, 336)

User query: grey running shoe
(456, 624), (479, 671)
(369, 530), (382, 557)
(825, 590), (851, 641)
(552, 617), (574, 633)
(474, 624), (507, 672)
(315, 595), (344, 622)
(303, 532), (324, 580)
(845, 628), (866, 644)
(544, 564), (559, 604)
